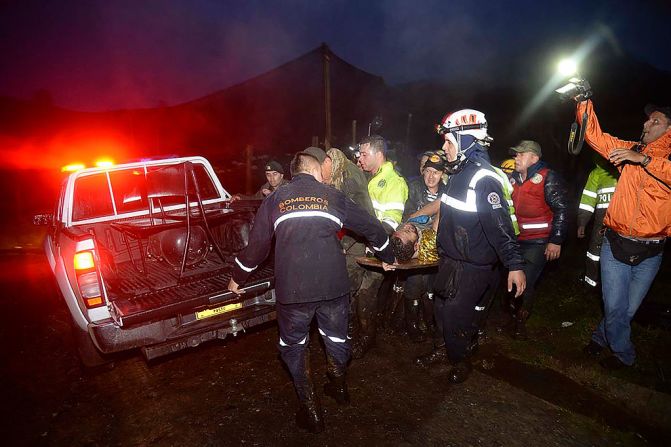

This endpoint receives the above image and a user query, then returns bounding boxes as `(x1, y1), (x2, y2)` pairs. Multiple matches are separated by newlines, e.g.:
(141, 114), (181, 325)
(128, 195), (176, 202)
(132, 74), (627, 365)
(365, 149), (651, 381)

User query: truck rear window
(71, 163), (220, 222)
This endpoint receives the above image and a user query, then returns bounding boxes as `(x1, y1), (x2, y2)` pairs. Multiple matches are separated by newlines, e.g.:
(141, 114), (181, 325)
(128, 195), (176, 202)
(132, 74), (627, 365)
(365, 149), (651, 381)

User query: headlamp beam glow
(61, 163), (85, 172)
(557, 58), (578, 77)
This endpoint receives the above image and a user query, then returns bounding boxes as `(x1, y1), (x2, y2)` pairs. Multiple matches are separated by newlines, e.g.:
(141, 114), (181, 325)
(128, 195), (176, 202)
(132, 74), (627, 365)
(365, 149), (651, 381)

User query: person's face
(321, 156), (333, 185)
(394, 223), (419, 244)
(265, 171), (284, 188)
(358, 143), (382, 173)
(642, 111), (671, 144)
(442, 136), (457, 162)
(419, 155), (429, 174)
(513, 151), (538, 172)
(423, 166), (442, 190)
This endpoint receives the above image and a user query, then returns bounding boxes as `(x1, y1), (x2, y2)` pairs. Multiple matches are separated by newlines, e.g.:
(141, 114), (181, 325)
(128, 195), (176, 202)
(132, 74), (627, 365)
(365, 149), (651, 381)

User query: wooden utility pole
(244, 145), (253, 194)
(322, 43), (332, 149)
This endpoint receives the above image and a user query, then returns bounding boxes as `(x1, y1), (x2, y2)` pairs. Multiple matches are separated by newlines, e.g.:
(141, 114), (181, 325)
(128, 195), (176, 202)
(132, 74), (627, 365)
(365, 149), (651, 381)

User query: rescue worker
(406, 109), (526, 382)
(312, 146), (379, 348)
(577, 159), (619, 288)
(353, 134), (409, 357)
(228, 152), (394, 433)
(510, 140), (569, 339)
(577, 98), (671, 370)
(398, 153), (448, 341)
(232, 160), (289, 200)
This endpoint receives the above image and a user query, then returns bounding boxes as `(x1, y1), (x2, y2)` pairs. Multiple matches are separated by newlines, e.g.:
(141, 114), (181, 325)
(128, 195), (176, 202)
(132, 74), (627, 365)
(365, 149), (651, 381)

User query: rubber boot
(352, 287), (377, 359)
(405, 298), (426, 343)
(513, 307), (529, 341)
(414, 344), (448, 368)
(382, 282), (405, 334)
(295, 383), (325, 433)
(447, 360), (473, 384)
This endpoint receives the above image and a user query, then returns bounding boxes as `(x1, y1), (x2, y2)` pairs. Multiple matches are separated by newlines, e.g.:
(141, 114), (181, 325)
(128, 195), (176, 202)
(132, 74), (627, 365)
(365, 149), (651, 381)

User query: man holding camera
(577, 98), (671, 370)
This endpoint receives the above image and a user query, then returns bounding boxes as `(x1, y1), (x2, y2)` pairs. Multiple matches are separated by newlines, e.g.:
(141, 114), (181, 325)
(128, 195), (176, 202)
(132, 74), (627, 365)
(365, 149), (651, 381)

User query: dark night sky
(1, 0), (669, 111)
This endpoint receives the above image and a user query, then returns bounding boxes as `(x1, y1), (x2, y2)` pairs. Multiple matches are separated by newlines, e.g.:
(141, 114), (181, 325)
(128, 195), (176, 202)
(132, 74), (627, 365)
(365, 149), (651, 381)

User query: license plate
(196, 302), (242, 320)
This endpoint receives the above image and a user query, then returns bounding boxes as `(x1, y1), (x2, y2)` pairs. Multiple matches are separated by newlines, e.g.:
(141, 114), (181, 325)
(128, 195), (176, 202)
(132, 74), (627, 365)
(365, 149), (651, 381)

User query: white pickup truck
(37, 156), (275, 367)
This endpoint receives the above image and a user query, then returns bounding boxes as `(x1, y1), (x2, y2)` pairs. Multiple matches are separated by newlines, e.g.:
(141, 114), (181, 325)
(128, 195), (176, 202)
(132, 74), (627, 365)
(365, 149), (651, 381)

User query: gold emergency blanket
(417, 228), (439, 263)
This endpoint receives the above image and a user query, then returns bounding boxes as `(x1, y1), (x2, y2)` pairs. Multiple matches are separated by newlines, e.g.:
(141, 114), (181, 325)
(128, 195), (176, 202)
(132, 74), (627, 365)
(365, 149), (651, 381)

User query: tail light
(74, 250), (104, 308)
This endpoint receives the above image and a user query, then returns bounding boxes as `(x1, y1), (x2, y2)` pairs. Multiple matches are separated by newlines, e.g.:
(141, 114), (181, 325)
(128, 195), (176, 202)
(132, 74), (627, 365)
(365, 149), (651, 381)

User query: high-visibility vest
(579, 165), (618, 214)
(368, 161), (408, 230)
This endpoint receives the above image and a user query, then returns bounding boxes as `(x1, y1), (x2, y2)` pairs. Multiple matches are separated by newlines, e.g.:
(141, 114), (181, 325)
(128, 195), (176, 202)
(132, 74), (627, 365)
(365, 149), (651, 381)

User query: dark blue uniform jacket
(437, 156), (525, 271)
(232, 173), (395, 304)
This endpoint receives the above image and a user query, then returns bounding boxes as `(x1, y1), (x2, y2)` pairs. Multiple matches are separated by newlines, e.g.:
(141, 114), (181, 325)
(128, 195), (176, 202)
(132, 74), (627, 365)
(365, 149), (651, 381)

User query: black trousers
(276, 294), (350, 401)
(434, 262), (498, 363)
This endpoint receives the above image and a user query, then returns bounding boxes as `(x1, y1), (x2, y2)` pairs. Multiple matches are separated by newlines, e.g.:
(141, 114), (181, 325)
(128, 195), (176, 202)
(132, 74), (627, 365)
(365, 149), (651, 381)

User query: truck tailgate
(110, 262), (274, 326)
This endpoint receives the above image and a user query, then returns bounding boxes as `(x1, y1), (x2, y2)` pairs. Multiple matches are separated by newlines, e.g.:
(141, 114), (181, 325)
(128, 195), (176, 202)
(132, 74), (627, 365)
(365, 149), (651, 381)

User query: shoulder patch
(487, 192), (501, 205)
(377, 179), (386, 188)
(531, 173), (543, 184)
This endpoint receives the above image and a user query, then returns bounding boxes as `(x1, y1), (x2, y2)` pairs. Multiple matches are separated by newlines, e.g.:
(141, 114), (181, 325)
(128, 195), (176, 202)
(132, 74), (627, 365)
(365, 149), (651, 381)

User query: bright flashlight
(557, 58), (577, 77)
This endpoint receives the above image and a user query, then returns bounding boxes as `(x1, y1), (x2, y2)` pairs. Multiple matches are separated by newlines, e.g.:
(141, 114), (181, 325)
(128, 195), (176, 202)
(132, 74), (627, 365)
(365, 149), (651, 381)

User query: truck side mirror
(33, 213), (53, 226)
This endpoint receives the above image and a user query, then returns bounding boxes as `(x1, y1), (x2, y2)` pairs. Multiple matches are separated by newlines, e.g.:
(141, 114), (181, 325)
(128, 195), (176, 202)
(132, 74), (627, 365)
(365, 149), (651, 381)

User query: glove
(408, 215), (430, 225)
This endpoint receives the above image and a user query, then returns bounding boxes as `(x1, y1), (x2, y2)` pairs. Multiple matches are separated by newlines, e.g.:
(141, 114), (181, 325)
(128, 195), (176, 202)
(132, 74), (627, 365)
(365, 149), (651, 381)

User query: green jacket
(577, 165), (618, 227)
(368, 161), (408, 231)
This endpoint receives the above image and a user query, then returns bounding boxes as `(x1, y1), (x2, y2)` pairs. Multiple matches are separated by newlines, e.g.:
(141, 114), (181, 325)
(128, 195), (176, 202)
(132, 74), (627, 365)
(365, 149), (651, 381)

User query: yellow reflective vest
(368, 161), (408, 230)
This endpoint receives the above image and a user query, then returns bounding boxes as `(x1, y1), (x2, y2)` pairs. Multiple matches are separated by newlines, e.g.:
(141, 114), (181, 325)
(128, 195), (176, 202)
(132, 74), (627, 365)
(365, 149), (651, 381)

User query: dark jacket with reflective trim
(403, 177), (448, 221)
(511, 161), (569, 244)
(437, 158), (525, 271)
(232, 173), (394, 304)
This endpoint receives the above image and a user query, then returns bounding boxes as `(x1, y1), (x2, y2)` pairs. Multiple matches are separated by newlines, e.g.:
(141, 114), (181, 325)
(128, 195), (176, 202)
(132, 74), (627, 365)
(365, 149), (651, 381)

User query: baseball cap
(644, 104), (671, 122)
(300, 146), (328, 164)
(510, 140), (542, 157)
(264, 160), (284, 174)
(423, 153), (445, 171)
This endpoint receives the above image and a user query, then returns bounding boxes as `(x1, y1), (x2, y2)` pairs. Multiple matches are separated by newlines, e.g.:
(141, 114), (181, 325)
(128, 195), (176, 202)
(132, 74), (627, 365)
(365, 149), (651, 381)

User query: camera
(555, 77), (592, 102)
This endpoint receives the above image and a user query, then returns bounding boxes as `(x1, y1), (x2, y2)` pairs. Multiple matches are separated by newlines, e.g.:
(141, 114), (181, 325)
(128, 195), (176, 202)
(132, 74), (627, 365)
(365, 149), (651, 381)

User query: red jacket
(512, 167), (553, 240)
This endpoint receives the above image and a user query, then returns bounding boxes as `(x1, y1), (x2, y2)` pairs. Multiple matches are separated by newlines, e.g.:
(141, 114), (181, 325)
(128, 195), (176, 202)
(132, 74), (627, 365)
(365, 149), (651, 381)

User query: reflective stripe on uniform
(440, 190), (478, 213)
(381, 218), (399, 230)
(371, 200), (405, 211)
(579, 203), (595, 212)
(597, 187), (615, 194)
(521, 223), (549, 229)
(318, 328), (347, 343)
(586, 251), (600, 261)
(584, 276), (597, 287)
(475, 306), (485, 311)
(279, 335), (308, 347)
(582, 189), (597, 198)
(373, 238), (390, 251)
(596, 203), (609, 209)
(274, 210), (343, 230)
(235, 257), (257, 272)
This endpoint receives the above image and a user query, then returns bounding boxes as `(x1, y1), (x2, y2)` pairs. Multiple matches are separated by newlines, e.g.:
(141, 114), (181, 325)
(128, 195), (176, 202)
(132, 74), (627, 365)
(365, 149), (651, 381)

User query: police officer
(353, 134), (408, 357)
(577, 158), (618, 288)
(228, 152), (394, 433)
(426, 109), (526, 383)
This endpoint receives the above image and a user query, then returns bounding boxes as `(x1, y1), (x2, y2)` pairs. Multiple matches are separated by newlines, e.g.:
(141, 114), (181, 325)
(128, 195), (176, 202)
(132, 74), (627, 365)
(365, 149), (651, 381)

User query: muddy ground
(1, 252), (670, 446)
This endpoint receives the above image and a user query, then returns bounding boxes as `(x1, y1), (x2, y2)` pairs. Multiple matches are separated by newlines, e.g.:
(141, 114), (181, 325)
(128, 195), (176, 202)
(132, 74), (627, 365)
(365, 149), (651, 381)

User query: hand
(382, 261), (398, 271)
(508, 270), (526, 298)
(608, 148), (645, 166)
(577, 226), (586, 239)
(261, 188), (272, 196)
(230, 194), (241, 203)
(227, 278), (245, 295)
(545, 243), (561, 261)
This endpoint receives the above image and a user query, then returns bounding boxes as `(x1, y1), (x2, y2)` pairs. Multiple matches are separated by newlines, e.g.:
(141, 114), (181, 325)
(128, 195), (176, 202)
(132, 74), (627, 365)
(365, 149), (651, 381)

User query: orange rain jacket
(577, 100), (671, 239)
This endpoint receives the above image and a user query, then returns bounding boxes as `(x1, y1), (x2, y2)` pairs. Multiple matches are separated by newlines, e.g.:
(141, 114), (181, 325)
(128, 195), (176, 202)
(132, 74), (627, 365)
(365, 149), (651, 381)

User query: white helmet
(436, 109), (491, 151)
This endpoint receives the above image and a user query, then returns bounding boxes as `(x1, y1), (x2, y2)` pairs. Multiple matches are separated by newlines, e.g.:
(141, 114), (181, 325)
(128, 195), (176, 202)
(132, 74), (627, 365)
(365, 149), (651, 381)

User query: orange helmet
(500, 158), (515, 174)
